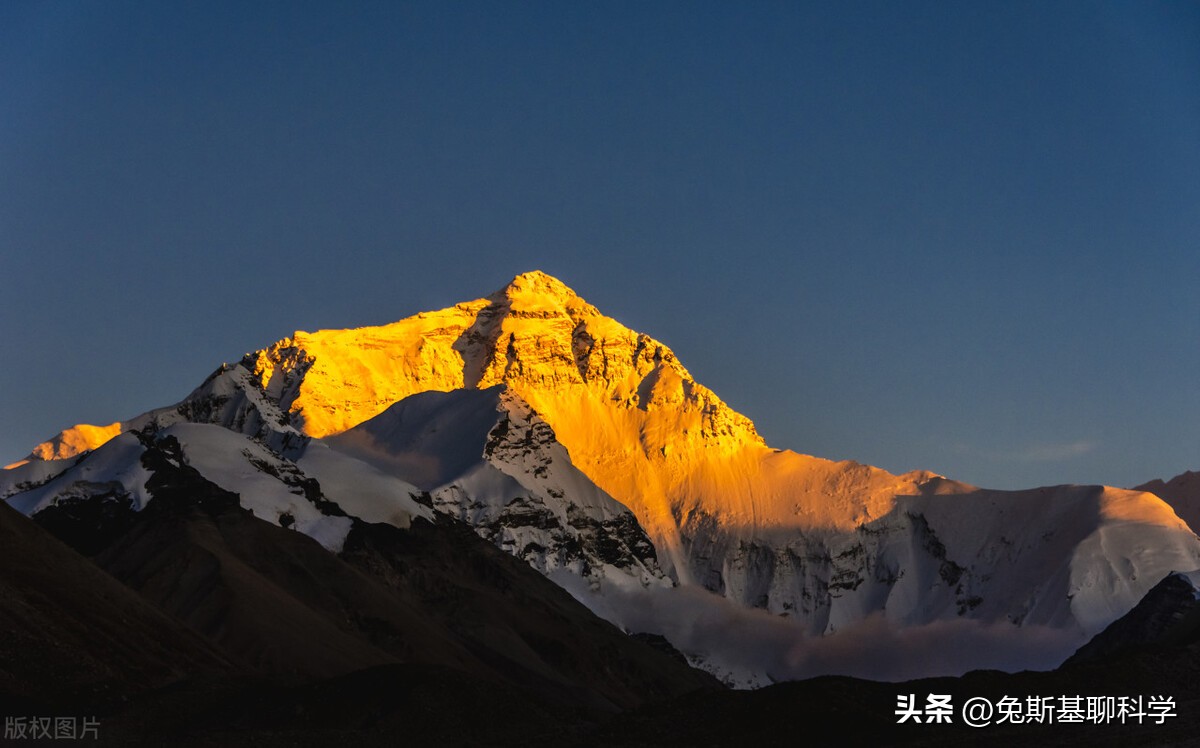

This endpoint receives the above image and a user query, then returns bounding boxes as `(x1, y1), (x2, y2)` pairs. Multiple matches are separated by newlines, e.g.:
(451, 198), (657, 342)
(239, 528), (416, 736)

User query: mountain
(8, 270), (1200, 684)
(1137, 470), (1200, 533)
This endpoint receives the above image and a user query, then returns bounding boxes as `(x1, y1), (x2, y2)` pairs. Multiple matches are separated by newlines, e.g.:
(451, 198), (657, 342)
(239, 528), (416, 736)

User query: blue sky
(2, 1), (1197, 489)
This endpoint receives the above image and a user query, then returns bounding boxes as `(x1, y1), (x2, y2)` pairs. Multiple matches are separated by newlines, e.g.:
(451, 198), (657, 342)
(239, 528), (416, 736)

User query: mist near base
(583, 582), (1086, 685)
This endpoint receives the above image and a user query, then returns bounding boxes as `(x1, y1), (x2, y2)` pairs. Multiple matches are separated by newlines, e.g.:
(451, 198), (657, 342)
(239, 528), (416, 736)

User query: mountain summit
(247, 269), (761, 440)
(240, 271), (952, 586)
(241, 270), (775, 576)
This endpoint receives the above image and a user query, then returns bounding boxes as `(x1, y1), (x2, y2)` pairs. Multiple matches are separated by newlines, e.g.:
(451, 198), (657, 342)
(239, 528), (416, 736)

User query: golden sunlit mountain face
(244, 271), (781, 569)
(251, 270), (759, 443)
(248, 274), (925, 523)
(8, 421), (123, 467)
(23, 272), (921, 564)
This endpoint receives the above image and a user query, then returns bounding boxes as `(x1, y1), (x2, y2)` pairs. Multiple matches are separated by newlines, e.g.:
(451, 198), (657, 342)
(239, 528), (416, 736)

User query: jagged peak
(497, 270), (578, 300)
(485, 270), (600, 320)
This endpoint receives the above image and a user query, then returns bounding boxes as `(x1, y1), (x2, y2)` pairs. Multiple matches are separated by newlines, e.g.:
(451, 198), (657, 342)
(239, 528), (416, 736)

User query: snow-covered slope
(325, 385), (667, 596)
(1137, 470), (1200, 535)
(745, 479), (1200, 638)
(9, 270), (1200, 682)
(2, 422), (429, 553)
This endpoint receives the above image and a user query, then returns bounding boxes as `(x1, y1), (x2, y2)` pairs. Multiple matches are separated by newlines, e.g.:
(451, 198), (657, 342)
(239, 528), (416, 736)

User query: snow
(0, 455), (79, 499)
(3, 423), (357, 554)
(326, 388), (506, 489)
(5, 432), (152, 515)
(1135, 470), (1200, 536)
(294, 440), (432, 528)
(21, 363), (305, 465)
(162, 423), (354, 552)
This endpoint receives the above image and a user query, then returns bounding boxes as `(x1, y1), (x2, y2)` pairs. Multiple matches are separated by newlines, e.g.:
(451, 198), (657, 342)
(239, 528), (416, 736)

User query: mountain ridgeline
(6, 270), (1200, 688)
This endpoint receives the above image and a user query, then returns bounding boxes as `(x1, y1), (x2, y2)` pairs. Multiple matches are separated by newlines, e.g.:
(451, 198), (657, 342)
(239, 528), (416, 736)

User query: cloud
(779, 613), (1084, 682)
(1012, 440), (1097, 462)
(588, 583), (1085, 686)
(954, 440), (1098, 464)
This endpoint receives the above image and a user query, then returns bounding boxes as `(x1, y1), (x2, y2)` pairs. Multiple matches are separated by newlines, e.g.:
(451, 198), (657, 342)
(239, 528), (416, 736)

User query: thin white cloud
(1012, 440), (1097, 462)
(953, 440), (1098, 463)
(586, 583), (1083, 685)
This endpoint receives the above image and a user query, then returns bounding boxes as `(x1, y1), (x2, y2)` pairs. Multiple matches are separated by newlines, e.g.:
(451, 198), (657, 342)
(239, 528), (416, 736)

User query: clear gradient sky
(2, 2), (1198, 489)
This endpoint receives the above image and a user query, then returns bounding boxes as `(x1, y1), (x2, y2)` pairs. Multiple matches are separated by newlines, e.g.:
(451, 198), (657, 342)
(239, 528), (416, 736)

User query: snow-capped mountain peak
(7, 270), (1200, 684)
